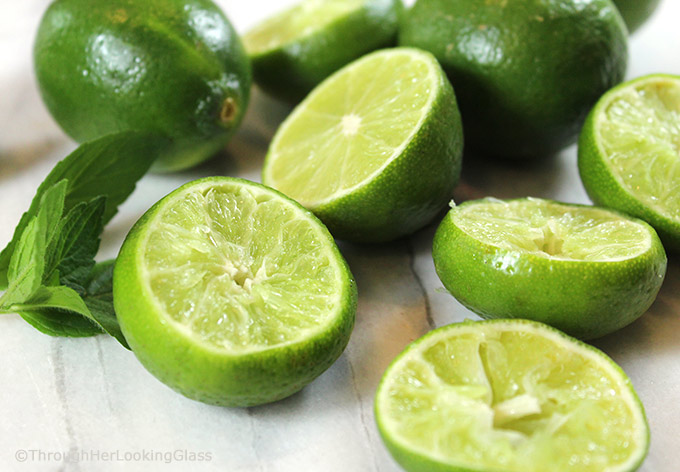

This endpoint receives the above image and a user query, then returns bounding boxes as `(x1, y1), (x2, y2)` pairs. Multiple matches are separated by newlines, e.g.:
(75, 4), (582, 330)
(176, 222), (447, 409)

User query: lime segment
(598, 79), (680, 220)
(578, 74), (680, 250)
(263, 47), (463, 242)
(375, 320), (649, 472)
(432, 198), (666, 340)
(114, 177), (357, 406)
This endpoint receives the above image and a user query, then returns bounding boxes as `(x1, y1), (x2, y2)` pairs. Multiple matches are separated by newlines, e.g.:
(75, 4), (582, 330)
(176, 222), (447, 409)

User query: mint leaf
(81, 260), (129, 349)
(20, 310), (102, 338)
(0, 132), (170, 288)
(46, 196), (106, 288)
(1, 181), (68, 306)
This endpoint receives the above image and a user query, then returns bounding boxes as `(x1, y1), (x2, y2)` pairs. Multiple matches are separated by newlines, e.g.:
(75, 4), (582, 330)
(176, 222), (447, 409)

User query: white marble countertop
(1, 1), (678, 471)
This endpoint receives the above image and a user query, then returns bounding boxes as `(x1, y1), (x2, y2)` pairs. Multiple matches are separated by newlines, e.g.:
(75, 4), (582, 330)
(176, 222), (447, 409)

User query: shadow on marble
(0, 137), (69, 181)
(458, 147), (566, 201)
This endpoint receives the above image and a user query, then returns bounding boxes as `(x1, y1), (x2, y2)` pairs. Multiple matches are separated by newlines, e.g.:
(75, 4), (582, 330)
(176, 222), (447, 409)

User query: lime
(399, 0), (628, 158)
(432, 198), (666, 340)
(613, 0), (661, 33)
(113, 177), (357, 407)
(375, 319), (650, 472)
(34, 0), (251, 172)
(578, 74), (680, 252)
(243, 0), (402, 103)
(262, 48), (464, 243)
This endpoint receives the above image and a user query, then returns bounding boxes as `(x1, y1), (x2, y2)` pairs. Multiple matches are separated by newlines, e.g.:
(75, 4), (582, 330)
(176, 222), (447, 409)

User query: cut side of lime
(579, 74), (680, 251)
(432, 198), (666, 340)
(263, 47), (463, 242)
(375, 319), (649, 472)
(600, 78), (680, 219)
(244, 0), (365, 55)
(113, 177), (357, 406)
(454, 198), (652, 261)
(243, 0), (402, 103)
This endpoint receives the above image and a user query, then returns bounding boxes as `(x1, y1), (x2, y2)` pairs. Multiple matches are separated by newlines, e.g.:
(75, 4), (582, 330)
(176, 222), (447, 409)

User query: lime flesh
(375, 320), (649, 472)
(266, 49), (438, 205)
(454, 198), (652, 262)
(244, 0), (364, 54)
(598, 79), (680, 222)
(144, 182), (345, 352)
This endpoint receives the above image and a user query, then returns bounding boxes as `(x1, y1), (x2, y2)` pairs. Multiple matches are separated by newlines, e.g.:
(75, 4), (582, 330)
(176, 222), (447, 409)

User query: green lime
(432, 198), (666, 340)
(262, 48), (463, 243)
(375, 319), (650, 472)
(34, 0), (251, 172)
(578, 74), (680, 252)
(243, 0), (402, 103)
(399, 0), (628, 158)
(113, 177), (357, 407)
(613, 0), (661, 33)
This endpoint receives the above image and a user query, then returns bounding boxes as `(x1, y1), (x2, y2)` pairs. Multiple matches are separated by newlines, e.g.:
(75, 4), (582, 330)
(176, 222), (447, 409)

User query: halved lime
(432, 198), (666, 340)
(113, 177), (357, 407)
(375, 319), (649, 472)
(578, 74), (680, 251)
(262, 47), (464, 243)
(243, 0), (402, 103)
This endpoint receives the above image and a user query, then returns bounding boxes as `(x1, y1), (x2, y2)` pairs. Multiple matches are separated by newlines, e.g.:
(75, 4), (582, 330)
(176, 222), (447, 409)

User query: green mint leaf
(0, 132), (170, 288)
(11, 285), (103, 338)
(46, 196), (106, 288)
(1, 181), (68, 307)
(81, 260), (130, 349)
(19, 310), (102, 338)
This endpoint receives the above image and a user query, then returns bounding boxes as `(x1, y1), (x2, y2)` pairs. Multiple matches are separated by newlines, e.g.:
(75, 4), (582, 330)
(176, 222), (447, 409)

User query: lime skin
(113, 177), (357, 407)
(432, 200), (667, 340)
(34, 0), (251, 172)
(399, 0), (628, 159)
(614, 0), (661, 33)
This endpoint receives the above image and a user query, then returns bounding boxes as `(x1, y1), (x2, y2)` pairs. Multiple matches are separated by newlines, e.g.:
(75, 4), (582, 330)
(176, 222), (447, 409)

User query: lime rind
(595, 76), (680, 221)
(244, 0), (364, 55)
(376, 319), (649, 472)
(452, 198), (652, 262)
(264, 47), (442, 208)
(138, 178), (348, 354)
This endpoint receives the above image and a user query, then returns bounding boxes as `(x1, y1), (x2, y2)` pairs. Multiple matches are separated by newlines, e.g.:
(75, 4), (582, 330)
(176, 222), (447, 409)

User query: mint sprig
(0, 132), (170, 347)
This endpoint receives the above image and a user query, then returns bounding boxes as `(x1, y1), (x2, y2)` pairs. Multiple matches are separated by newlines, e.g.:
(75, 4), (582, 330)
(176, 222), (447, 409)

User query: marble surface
(1, 1), (679, 471)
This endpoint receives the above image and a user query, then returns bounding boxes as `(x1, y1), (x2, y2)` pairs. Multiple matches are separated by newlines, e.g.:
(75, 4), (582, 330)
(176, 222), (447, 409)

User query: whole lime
(613, 0), (661, 33)
(399, 0), (628, 158)
(34, 0), (251, 172)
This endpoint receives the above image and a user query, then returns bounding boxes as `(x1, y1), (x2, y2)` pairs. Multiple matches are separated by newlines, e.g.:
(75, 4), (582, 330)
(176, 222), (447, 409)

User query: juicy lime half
(578, 74), (680, 251)
(262, 47), (463, 243)
(113, 177), (357, 407)
(375, 319), (649, 472)
(432, 198), (666, 340)
(243, 0), (402, 103)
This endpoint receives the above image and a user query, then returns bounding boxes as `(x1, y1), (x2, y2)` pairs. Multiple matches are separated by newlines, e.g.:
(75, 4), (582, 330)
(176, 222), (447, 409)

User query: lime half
(432, 198), (666, 340)
(113, 177), (357, 407)
(578, 74), (680, 251)
(243, 0), (402, 102)
(262, 47), (463, 243)
(375, 319), (649, 472)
